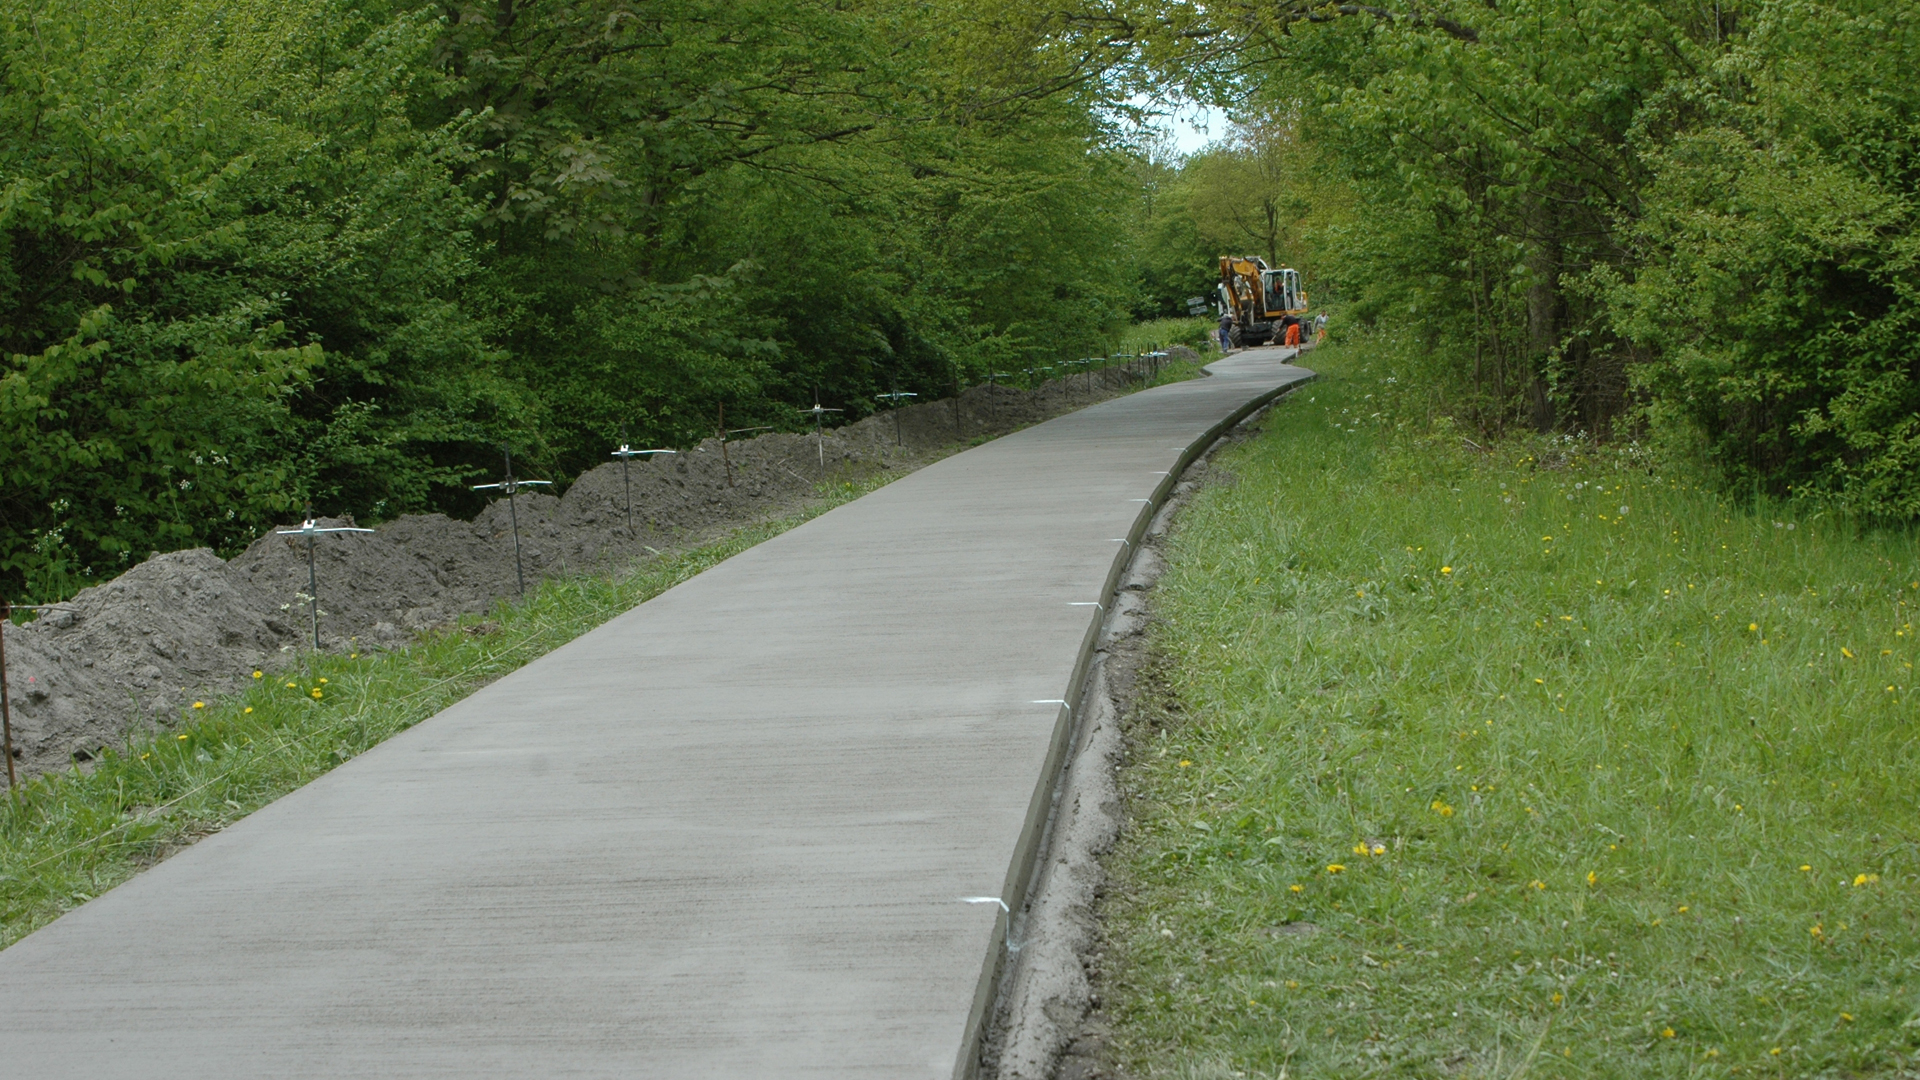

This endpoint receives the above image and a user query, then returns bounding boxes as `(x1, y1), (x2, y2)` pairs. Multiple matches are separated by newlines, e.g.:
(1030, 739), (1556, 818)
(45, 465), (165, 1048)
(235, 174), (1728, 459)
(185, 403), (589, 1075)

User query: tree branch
(1296, 3), (1480, 43)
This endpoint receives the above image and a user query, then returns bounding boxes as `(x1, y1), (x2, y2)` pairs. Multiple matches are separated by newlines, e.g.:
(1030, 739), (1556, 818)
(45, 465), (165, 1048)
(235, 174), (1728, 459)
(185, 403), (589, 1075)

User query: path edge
(950, 356), (1318, 1080)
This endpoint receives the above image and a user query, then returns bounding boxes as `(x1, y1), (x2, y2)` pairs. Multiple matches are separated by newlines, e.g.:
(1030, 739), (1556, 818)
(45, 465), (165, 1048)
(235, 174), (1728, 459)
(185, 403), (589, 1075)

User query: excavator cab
(1264, 268), (1304, 316)
(1218, 256), (1310, 347)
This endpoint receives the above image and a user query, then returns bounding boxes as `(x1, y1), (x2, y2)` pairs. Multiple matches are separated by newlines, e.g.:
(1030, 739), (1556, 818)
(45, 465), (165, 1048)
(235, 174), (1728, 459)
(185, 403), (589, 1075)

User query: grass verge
(0, 476), (885, 949)
(1102, 340), (1920, 1077)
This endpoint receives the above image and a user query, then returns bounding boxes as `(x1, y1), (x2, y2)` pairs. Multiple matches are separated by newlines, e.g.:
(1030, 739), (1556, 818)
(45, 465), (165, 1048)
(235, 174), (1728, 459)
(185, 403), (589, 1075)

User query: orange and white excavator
(1217, 256), (1308, 347)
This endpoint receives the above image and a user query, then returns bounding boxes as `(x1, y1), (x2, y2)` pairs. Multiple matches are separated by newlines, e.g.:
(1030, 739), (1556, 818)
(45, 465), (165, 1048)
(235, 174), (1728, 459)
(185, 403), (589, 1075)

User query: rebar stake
(801, 399), (843, 477)
(715, 403), (773, 488)
(276, 508), (374, 649)
(876, 382), (917, 447)
(610, 434), (675, 534)
(472, 449), (553, 598)
(0, 601), (14, 794)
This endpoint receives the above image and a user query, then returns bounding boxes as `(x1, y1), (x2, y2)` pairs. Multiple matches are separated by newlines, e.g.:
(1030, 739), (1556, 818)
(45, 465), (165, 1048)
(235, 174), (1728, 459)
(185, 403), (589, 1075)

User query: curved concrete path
(0, 347), (1312, 1079)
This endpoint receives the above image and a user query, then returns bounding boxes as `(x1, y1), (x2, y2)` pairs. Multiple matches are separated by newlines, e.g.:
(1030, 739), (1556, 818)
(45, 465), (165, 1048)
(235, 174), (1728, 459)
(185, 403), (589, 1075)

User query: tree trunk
(1525, 218), (1560, 432)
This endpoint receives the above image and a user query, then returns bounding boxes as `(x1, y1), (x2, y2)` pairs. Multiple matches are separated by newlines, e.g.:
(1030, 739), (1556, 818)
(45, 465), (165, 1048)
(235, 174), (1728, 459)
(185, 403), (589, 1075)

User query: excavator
(1217, 256), (1308, 347)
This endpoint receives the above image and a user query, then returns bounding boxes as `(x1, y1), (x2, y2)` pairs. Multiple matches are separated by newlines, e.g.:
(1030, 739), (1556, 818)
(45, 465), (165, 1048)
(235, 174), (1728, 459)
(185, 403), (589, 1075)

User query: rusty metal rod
(1, 600), (14, 794)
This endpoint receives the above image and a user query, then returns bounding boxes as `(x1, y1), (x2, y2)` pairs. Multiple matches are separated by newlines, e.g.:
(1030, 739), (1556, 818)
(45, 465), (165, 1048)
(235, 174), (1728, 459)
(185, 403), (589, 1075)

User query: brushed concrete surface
(0, 347), (1312, 1079)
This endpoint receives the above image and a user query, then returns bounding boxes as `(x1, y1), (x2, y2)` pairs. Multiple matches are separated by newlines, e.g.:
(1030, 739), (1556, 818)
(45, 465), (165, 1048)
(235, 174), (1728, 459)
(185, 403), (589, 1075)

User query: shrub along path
(0, 349), (1311, 1078)
(1097, 341), (1920, 1078)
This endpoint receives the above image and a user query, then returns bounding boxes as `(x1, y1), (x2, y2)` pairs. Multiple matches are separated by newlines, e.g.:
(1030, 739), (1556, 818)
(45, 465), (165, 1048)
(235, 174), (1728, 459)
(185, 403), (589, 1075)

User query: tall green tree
(1608, 0), (1920, 517)
(0, 0), (1154, 598)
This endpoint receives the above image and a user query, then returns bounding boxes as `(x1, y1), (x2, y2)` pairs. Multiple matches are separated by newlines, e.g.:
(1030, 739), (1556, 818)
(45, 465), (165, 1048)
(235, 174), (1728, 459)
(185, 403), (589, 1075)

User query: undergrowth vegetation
(1105, 338), (1920, 1077)
(1114, 316), (1219, 358)
(0, 476), (883, 947)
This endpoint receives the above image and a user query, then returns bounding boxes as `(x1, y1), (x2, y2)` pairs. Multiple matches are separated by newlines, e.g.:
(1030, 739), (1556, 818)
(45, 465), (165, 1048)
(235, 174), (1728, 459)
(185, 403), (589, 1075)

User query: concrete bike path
(0, 347), (1313, 1079)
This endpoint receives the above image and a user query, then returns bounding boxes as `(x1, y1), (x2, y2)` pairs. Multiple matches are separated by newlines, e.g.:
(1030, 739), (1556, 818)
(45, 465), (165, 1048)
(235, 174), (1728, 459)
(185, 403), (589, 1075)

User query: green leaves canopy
(0, 0), (1142, 598)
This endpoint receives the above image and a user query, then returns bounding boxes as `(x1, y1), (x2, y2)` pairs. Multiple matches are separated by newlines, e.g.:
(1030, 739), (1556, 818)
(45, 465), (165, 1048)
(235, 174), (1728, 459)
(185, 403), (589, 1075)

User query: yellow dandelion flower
(1177, 759), (1191, 768)
(1326, 864), (1346, 874)
(1771, 1047), (1782, 1056)
(1289, 884), (1303, 893)
(1842, 647), (1856, 659)
(1353, 842), (1371, 856)
(1853, 873), (1880, 886)
(1748, 623), (1758, 632)
(310, 688), (323, 700)
(1530, 880), (1546, 890)
(1285, 980), (1299, 989)
(252, 670), (263, 679)
(192, 701), (205, 709)
(1431, 799), (1454, 817)
(1799, 864), (1812, 872)
(1551, 991), (1563, 1004)
(1441, 566), (1453, 575)
(1678, 905), (1689, 913)
(1371, 843), (1385, 856)
(349, 653), (358, 659)
(1586, 871), (1597, 886)
(140, 752), (150, 760)
(285, 682), (296, 689)
(1661, 1027), (1676, 1038)
(243, 707), (253, 714)
(176, 734), (188, 741)
(1810, 923), (1825, 939)
(1841, 1012), (1855, 1022)
(318, 678), (328, 685)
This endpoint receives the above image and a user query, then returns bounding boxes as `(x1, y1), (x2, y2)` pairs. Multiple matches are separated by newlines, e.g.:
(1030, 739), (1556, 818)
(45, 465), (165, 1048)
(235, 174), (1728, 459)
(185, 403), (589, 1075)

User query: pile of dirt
(1, 358), (1182, 779)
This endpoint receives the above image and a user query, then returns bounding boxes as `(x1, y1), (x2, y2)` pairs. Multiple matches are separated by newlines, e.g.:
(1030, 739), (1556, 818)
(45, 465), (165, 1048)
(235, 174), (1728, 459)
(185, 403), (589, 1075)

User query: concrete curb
(954, 350), (1317, 1078)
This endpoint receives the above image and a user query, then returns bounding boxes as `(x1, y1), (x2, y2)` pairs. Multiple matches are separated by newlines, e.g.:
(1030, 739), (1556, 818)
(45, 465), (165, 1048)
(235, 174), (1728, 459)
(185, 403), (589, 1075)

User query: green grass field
(1102, 341), (1920, 1077)
(0, 480), (888, 948)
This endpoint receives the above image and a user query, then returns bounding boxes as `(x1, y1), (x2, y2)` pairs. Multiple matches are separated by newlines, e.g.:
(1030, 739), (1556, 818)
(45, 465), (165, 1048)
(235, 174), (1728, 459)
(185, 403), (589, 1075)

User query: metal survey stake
(472, 450), (552, 598)
(875, 384), (917, 446)
(610, 437), (674, 534)
(715, 402), (773, 488)
(276, 511), (375, 649)
(801, 399), (843, 475)
(0, 601), (15, 794)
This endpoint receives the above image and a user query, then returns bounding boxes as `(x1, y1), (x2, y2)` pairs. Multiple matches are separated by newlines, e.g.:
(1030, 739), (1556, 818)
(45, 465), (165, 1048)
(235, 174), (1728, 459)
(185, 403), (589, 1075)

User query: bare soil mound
(3, 362), (1168, 778)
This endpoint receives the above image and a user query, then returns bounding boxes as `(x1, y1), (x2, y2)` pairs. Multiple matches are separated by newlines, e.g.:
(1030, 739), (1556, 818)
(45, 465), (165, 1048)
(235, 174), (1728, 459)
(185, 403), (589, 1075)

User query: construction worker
(1217, 310), (1234, 352)
(1283, 317), (1302, 348)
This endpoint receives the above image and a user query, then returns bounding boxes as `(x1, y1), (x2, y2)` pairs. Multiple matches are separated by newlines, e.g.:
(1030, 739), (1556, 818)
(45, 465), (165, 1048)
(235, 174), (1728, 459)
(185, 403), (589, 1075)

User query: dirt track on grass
(2, 356), (1194, 780)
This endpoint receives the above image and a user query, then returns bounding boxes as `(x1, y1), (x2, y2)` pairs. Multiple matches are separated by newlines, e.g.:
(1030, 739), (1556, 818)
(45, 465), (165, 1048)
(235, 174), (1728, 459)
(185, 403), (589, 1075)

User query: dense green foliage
(6, 0), (1914, 597)
(1102, 0), (1919, 517)
(0, 0), (1150, 599)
